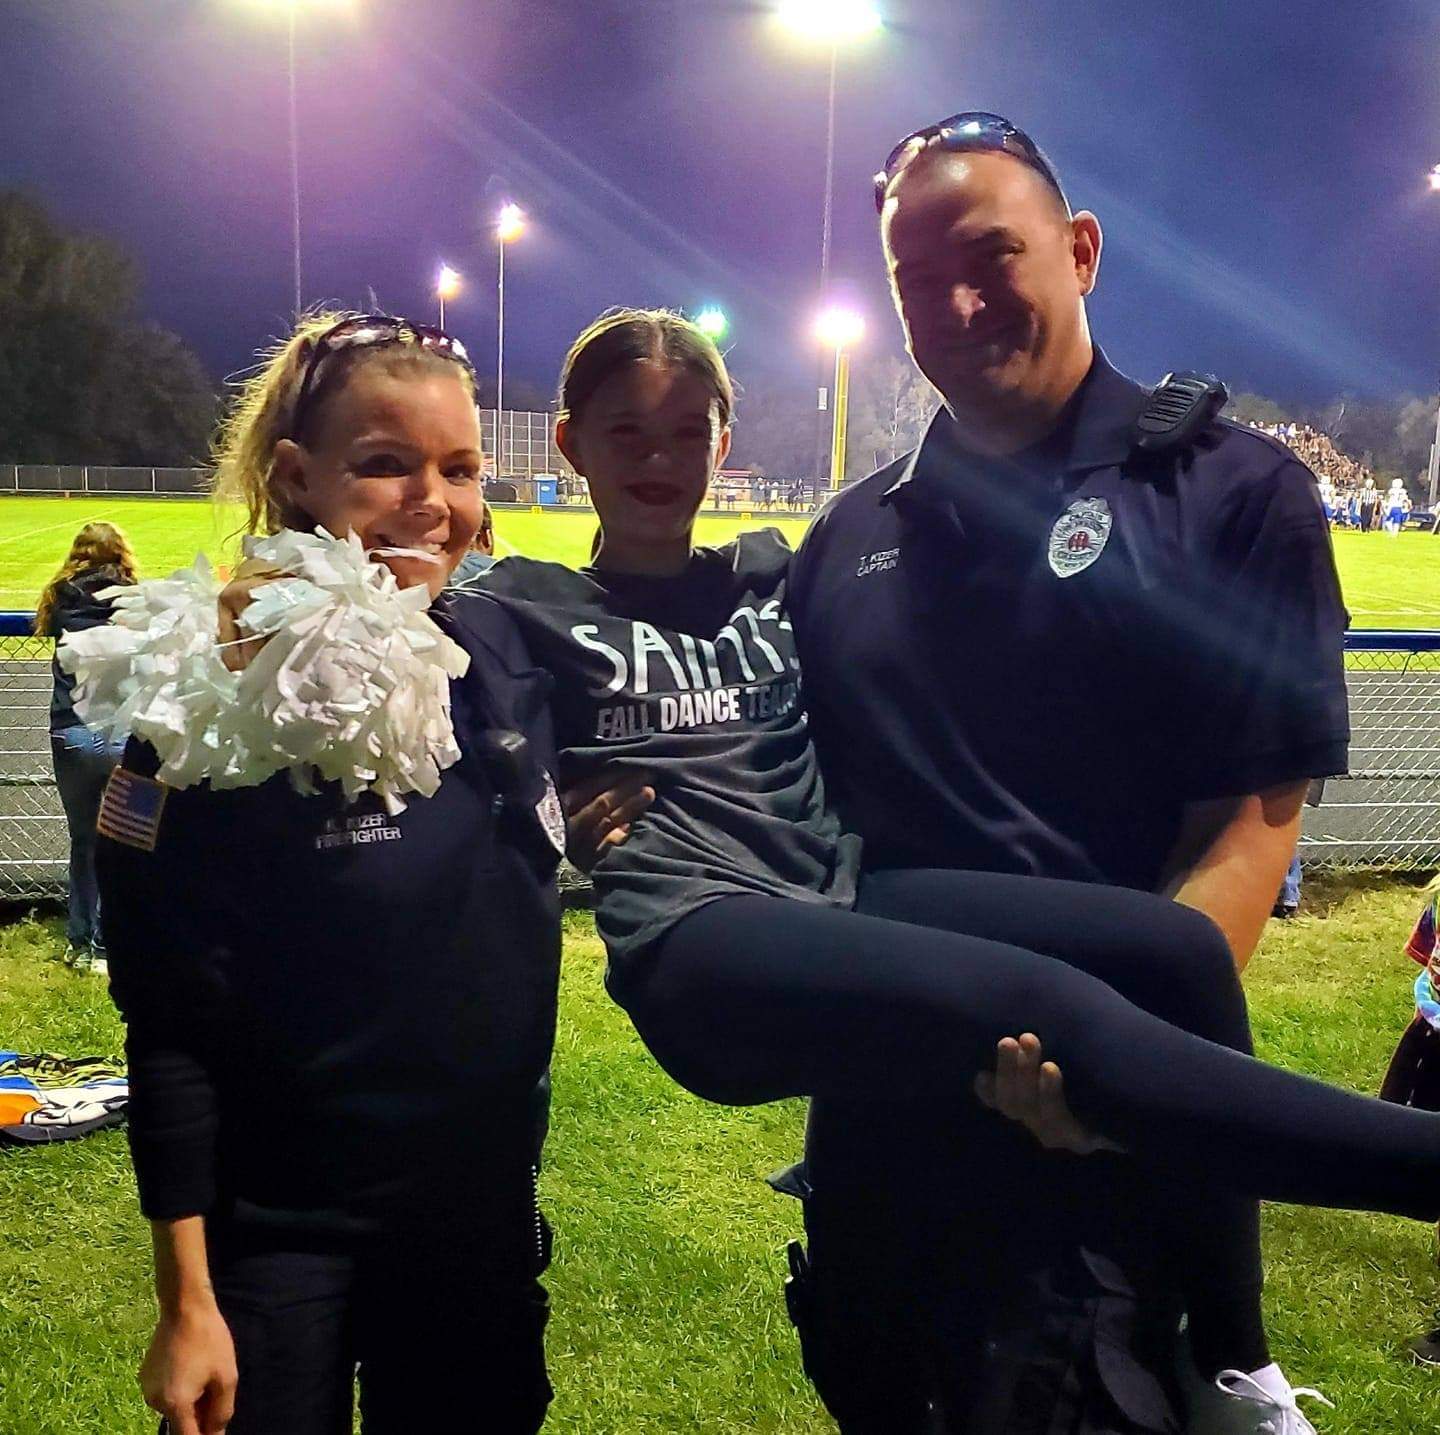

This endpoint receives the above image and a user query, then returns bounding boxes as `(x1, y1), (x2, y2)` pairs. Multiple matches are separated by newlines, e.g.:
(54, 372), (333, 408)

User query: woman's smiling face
(274, 363), (484, 600)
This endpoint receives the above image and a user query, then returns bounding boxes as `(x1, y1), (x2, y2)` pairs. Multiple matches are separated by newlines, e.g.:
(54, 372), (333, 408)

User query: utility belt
(771, 1160), (1183, 1435)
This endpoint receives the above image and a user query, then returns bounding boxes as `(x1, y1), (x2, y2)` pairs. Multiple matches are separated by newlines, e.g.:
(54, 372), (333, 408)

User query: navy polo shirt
(788, 350), (1350, 891)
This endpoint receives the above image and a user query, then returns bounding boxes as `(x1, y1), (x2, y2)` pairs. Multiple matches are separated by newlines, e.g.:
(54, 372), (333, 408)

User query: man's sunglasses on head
(873, 111), (1070, 215)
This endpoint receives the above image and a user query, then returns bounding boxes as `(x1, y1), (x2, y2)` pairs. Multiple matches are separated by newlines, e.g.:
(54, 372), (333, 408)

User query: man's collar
(881, 348), (1149, 504)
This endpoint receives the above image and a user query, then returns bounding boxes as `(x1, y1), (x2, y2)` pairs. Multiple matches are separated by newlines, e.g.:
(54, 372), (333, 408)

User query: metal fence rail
(0, 418), (577, 494)
(1, 616), (1436, 901)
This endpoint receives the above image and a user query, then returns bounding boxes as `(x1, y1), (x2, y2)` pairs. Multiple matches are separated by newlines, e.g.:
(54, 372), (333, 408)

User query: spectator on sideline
(33, 522), (137, 974)
(1378, 875), (1440, 1366)
(96, 312), (563, 1435)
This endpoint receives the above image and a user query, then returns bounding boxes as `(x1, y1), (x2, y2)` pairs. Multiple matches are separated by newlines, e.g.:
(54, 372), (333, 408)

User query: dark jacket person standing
(34, 521), (138, 972)
(783, 116), (1349, 1434)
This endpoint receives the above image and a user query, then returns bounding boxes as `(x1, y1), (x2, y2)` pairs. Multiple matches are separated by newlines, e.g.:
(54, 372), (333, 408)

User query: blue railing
(5, 609), (1440, 648)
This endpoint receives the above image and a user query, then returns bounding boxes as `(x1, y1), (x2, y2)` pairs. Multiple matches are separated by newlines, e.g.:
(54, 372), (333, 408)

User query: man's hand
(140, 1304), (238, 1435)
(974, 1033), (1126, 1157)
(561, 766), (656, 872)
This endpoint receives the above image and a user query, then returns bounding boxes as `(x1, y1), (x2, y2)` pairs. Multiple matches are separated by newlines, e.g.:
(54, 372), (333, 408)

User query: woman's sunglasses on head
(290, 314), (475, 441)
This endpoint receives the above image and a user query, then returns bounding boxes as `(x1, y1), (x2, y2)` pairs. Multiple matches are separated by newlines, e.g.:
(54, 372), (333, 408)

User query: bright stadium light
(1428, 163), (1440, 194)
(497, 202), (526, 243)
(435, 263), (461, 326)
(776, 0), (882, 41)
(695, 307), (730, 342)
(814, 306), (865, 350)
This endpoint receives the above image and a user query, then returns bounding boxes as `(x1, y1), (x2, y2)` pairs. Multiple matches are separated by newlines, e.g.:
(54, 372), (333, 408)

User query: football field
(1, 494), (1437, 628)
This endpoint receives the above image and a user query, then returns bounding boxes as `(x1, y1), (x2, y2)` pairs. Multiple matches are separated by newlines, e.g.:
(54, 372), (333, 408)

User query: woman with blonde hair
(35, 520), (138, 971)
(91, 311), (562, 1435)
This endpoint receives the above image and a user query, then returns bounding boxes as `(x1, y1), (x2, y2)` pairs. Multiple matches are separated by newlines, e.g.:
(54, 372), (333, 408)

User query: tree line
(2, 192), (1433, 489)
(0, 192), (217, 467)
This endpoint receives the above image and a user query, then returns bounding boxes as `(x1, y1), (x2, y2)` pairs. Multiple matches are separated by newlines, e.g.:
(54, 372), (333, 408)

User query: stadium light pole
(236, 0), (358, 315)
(494, 203), (526, 479)
(815, 307), (865, 490)
(435, 264), (461, 329)
(285, 2), (301, 314)
(1427, 166), (1440, 508)
(774, 1), (883, 303)
(774, 2), (882, 487)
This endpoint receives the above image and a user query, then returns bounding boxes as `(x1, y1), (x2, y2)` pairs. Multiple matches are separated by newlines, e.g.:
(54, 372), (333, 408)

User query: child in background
(1380, 875), (1440, 1366)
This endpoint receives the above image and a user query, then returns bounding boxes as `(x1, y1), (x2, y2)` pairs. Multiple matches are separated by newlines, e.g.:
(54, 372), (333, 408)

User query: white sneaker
(1185, 1362), (1334, 1434)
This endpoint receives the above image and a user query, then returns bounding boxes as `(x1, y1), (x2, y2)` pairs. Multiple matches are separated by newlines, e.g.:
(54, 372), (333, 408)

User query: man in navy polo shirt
(782, 115), (1349, 1434)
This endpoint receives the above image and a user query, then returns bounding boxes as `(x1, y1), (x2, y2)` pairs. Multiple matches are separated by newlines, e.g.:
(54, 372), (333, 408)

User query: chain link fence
(1, 616), (1436, 902)
(1301, 636), (1440, 868)
(0, 617), (63, 900)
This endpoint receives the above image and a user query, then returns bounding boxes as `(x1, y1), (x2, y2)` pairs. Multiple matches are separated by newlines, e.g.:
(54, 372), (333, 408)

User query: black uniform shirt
(789, 350), (1350, 890)
(481, 530), (860, 987)
(98, 589), (562, 1237)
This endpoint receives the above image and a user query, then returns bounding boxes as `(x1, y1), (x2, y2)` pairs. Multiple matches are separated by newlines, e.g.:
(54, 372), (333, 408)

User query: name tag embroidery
(856, 547), (900, 578)
(314, 811), (403, 850)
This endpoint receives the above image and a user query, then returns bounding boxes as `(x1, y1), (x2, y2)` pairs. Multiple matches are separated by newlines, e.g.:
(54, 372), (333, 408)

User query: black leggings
(627, 870), (1440, 1223)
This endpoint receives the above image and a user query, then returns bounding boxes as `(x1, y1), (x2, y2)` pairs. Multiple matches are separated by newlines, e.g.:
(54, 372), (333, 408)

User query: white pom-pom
(57, 530), (471, 811)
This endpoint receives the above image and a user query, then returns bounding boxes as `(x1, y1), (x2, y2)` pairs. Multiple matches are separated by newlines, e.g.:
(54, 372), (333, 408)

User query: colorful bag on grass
(0, 1052), (128, 1144)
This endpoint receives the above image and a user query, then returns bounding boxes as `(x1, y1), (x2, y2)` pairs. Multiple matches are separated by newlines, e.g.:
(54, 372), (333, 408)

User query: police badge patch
(1047, 497), (1113, 578)
(536, 772), (567, 856)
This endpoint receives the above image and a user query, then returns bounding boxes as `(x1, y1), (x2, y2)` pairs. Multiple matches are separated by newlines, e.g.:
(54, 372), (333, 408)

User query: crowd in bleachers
(1248, 421), (1415, 531)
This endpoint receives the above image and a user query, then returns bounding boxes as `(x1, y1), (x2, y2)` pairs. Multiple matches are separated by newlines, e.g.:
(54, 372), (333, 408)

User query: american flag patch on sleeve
(96, 767), (169, 852)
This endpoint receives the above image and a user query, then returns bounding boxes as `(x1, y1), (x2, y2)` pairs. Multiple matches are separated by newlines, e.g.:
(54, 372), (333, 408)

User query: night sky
(6, 0), (1440, 407)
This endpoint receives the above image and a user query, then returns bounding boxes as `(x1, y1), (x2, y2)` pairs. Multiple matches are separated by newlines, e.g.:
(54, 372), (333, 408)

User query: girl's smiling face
(558, 360), (731, 573)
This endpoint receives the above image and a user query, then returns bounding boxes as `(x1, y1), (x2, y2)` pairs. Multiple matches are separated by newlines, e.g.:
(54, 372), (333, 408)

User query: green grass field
(3, 493), (1439, 1428)
(3, 495), (1437, 627)
(4, 881), (1440, 1432)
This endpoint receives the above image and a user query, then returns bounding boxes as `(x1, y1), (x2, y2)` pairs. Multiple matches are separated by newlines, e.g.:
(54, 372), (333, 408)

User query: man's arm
(998, 778), (1308, 1151)
(1161, 779), (1308, 972)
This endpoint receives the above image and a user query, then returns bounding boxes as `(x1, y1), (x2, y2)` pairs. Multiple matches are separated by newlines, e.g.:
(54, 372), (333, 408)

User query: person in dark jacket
(34, 521), (138, 972)
(95, 312), (564, 1435)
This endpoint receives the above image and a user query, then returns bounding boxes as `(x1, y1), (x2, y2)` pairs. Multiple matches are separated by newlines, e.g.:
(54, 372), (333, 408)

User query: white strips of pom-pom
(58, 529), (471, 812)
